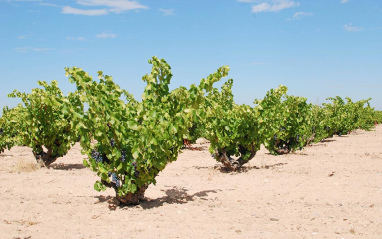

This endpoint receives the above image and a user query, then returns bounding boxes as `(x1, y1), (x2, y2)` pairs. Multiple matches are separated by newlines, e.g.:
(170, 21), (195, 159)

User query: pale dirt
(1, 125), (382, 239)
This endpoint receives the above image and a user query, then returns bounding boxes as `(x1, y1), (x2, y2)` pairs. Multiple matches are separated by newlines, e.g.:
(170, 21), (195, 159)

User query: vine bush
(0, 106), (22, 153)
(254, 86), (313, 155)
(66, 56), (226, 205)
(6, 81), (83, 166)
(200, 77), (260, 170)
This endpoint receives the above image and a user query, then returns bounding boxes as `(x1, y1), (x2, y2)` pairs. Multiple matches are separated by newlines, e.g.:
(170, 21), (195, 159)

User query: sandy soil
(1, 125), (382, 239)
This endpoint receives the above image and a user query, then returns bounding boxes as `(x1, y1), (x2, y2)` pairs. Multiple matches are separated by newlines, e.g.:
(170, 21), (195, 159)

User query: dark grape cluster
(112, 173), (120, 187)
(131, 161), (139, 178)
(0, 128), (3, 135)
(120, 150), (126, 162)
(279, 126), (286, 131)
(110, 138), (115, 147)
(296, 134), (300, 141)
(274, 134), (277, 140)
(91, 149), (103, 163)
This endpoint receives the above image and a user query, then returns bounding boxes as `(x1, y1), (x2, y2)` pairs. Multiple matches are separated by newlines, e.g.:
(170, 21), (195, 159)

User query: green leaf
(132, 148), (139, 159)
(128, 121), (138, 130)
(94, 181), (105, 192)
(82, 159), (90, 168)
(150, 137), (158, 145)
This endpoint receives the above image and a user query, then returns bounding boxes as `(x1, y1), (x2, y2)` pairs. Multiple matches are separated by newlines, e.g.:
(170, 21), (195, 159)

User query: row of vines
(1, 57), (382, 205)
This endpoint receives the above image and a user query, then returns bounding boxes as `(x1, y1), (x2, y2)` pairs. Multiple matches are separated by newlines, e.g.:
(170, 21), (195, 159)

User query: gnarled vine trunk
(215, 144), (257, 171)
(274, 133), (316, 154)
(116, 186), (148, 205)
(102, 179), (148, 205)
(273, 139), (290, 155)
(33, 147), (58, 167)
(305, 133), (316, 146)
(275, 147), (290, 154)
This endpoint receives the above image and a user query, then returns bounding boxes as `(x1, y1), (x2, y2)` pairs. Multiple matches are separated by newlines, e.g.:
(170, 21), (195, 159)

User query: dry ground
(1, 125), (382, 239)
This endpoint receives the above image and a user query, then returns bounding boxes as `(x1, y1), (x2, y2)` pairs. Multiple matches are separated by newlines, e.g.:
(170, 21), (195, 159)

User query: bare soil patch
(1, 126), (382, 238)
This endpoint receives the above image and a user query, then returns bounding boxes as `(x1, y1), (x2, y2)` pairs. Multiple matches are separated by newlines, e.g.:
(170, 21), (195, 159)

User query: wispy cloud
(66, 36), (86, 41)
(159, 8), (175, 16)
(61, 0), (148, 16)
(238, 0), (300, 13)
(96, 33), (117, 39)
(340, 0), (349, 3)
(344, 23), (362, 32)
(292, 11), (313, 20)
(248, 0), (300, 13)
(15, 47), (53, 53)
(61, 6), (108, 16)
(78, 0), (148, 13)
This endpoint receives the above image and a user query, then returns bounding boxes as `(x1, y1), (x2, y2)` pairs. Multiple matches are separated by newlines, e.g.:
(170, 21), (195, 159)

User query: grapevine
(201, 78), (261, 170)
(254, 86), (313, 155)
(7, 80), (83, 166)
(66, 56), (226, 205)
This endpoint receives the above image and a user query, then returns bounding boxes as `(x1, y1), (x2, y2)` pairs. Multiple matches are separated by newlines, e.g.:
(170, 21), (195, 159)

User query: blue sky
(1, 0), (381, 113)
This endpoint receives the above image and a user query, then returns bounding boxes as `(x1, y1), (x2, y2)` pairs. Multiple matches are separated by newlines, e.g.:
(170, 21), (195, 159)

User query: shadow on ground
(140, 187), (219, 210)
(94, 187), (219, 210)
(319, 139), (337, 143)
(50, 163), (86, 170)
(210, 162), (288, 173)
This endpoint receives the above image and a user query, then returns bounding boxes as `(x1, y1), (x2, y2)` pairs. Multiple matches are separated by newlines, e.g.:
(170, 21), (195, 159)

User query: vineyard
(1, 57), (382, 238)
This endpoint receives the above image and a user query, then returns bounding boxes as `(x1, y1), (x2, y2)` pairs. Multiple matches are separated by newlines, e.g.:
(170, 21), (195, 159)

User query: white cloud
(60, 0), (148, 16)
(251, 0), (300, 13)
(344, 23), (362, 32)
(66, 36), (86, 41)
(15, 47), (53, 53)
(159, 8), (175, 16)
(76, 0), (147, 13)
(252, 3), (271, 12)
(61, 6), (108, 16)
(96, 33), (117, 39)
(292, 11), (313, 20)
(340, 0), (348, 3)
